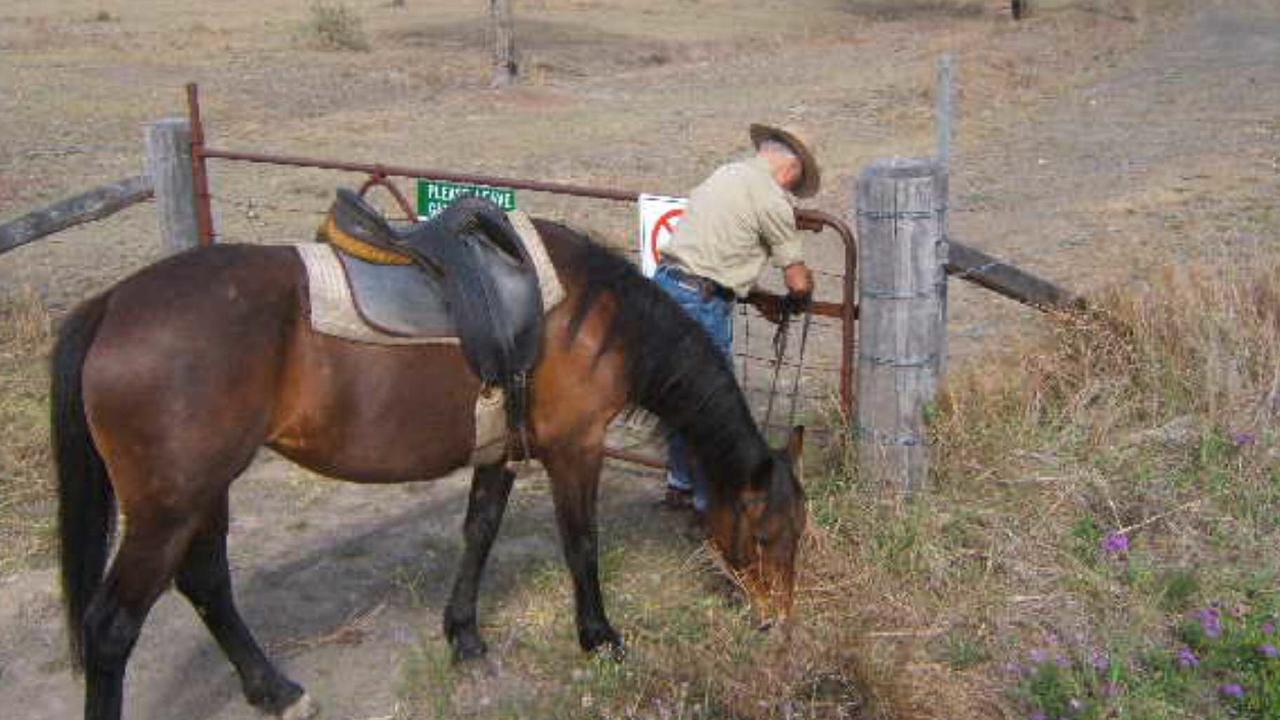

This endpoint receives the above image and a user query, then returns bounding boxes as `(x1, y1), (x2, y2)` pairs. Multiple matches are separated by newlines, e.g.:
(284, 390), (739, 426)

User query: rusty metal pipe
(186, 83), (216, 246)
(184, 84), (859, 414)
(198, 147), (643, 204)
(796, 208), (858, 415)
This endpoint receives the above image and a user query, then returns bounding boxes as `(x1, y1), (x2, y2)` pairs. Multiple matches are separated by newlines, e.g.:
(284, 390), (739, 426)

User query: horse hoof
(450, 634), (489, 663)
(279, 692), (318, 720)
(592, 640), (627, 663)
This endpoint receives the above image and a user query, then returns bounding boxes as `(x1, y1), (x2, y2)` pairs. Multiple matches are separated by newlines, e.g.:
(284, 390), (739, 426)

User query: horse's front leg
(541, 443), (624, 659)
(443, 463), (516, 661)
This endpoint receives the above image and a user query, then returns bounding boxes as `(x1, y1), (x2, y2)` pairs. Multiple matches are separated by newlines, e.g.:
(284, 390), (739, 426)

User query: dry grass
(3, 0), (1251, 716)
(303, 1), (371, 52)
(394, 240), (1280, 719)
(0, 288), (54, 575)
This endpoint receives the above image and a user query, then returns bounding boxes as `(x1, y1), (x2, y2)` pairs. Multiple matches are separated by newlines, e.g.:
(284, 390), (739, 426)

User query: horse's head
(706, 426), (807, 629)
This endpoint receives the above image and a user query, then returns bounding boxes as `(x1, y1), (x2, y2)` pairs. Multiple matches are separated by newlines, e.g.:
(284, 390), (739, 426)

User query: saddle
(316, 188), (544, 438)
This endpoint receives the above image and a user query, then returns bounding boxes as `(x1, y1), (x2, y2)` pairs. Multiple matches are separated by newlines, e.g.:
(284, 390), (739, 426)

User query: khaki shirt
(662, 155), (803, 297)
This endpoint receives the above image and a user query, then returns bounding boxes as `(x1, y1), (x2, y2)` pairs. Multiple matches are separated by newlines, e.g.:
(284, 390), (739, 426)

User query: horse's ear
(786, 425), (805, 482)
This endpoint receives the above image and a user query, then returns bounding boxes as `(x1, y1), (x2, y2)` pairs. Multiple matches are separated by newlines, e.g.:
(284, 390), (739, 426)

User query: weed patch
(0, 289), (53, 576)
(303, 2), (370, 51)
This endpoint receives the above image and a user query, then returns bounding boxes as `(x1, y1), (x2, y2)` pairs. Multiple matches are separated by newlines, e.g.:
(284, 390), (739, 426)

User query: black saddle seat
(320, 188), (544, 437)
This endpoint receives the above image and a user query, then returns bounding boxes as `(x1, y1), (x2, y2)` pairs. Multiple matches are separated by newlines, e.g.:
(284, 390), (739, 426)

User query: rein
(761, 301), (812, 441)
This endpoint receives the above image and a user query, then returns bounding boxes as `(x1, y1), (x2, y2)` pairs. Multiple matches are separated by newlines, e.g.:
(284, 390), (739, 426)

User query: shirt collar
(745, 154), (795, 200)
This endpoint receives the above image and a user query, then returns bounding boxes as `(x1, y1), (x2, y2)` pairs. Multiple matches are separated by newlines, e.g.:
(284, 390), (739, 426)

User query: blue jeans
(652, 265), (734, 513)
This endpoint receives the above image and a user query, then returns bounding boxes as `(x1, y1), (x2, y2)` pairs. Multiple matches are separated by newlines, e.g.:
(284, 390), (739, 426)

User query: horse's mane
(540, 221), (771, 488)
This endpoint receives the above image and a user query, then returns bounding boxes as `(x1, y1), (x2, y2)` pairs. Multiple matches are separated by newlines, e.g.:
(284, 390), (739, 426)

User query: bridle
(761, 300), (813, 441)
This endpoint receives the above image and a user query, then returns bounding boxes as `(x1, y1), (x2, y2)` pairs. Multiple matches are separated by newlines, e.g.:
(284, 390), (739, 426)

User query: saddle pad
(297, 210), (564, 345)
(508, 210), (566, 311)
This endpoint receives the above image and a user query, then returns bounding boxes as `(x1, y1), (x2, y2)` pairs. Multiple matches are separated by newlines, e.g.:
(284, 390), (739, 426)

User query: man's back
(662, 155), (802, 298)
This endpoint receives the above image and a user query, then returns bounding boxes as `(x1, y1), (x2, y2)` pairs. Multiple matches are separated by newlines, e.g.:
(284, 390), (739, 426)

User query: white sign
(637, 194), (688, 278)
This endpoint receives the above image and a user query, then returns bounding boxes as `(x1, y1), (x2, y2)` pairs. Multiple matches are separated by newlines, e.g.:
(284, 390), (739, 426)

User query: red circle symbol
(649, 208), (684, 266)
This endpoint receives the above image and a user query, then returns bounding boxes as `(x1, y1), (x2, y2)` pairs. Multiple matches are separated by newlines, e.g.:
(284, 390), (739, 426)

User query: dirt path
(3, 2), (1279, 718)
(0, 452), (676, 719)
(947, 0), (1280, 357)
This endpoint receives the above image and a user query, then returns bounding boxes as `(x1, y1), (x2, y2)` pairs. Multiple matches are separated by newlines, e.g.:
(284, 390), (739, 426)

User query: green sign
(417, 179), (517, 219)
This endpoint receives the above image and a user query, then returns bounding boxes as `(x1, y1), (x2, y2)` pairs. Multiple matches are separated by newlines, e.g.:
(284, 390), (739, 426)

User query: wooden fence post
(489, 0), (517, 87)
(145, 118), (200, 253)
(855, 158), (948, 494)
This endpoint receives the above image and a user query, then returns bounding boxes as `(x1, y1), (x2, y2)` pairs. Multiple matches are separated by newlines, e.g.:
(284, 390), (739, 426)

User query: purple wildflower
(1101, 531), (1130, 554)
(1194, 607), (1223, 638)
(1219, 683), (1246, 699)
(1263, 621), (1276, 636)
(1090, 650), (1111, 673)
(1176, 646), (1200, 669)
(1029, 648), (1049, 664)
(1029, 712), (1047, 720)
(1260, 644), (1279, 659)
(1230, 431), (1257, 447)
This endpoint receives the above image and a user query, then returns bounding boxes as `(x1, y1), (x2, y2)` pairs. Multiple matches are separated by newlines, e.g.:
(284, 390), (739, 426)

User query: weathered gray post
(936, 54), (954, 170)
(145, 118), (200, 253)
(489, 0), (517, 87)
(935, 54), (954, 380)
(855, 159), (948, 493)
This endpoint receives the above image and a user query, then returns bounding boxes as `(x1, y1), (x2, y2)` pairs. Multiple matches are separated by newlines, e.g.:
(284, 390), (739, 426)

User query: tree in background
(490, 0), (517, 86)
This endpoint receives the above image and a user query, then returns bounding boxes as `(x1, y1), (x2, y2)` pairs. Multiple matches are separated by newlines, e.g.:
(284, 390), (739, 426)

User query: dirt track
(2, 1), (1279, 718)
(947, 0), (1280, 357)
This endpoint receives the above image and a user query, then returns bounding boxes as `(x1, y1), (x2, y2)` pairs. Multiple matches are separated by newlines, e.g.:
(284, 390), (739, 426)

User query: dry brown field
(3, 1), (1279, 718)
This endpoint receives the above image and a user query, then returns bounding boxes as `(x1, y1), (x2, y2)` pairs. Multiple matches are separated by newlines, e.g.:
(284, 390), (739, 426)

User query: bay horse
(52, 219), (807, 720)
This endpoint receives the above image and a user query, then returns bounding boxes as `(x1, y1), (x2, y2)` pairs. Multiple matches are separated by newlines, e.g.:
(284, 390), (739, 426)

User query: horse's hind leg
(443, 463), (516, 661)
(82, 514), (202, 720)
(175, 493), (313, 719)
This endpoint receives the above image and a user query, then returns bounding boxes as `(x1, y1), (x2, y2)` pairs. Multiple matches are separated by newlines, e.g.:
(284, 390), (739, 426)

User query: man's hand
(781, 292), (811, 315)
(783, 262), (814, 297)
(746, 291), (810, 325)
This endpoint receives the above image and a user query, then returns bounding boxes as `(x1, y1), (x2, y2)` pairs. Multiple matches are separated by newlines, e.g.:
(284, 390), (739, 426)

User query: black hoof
(246, 675), (307, 717)
(580, 625), (626, 662)
(449, 632), (489, 663)
(593, 640), (627, 663)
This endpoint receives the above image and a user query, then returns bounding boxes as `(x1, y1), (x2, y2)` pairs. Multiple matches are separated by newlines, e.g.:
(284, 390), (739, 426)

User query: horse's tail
(51, 293), (114, 673)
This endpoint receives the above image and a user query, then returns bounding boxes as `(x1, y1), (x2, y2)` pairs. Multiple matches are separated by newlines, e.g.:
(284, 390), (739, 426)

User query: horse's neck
(648, 357), (770, 487)
(689, 398), (769, 486)
(530, 222), (770, 486)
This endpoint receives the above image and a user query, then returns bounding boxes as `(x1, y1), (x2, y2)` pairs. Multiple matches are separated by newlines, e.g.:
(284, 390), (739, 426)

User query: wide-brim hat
(749, 123), (821, 198)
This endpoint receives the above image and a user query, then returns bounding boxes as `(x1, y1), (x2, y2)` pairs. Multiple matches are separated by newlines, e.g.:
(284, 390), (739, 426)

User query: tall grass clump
(0, 289), (55, 575)
(918, 255), (1280, 718)
(304, 1), (371, 51)
(396, 253), (1277, 720)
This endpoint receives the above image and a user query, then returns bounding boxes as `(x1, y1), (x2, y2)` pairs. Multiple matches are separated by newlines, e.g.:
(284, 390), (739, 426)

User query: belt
(658, 263), (736, 302)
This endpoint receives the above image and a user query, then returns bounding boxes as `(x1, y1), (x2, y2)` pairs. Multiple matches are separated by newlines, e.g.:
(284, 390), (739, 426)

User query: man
(653, 123), (819, 514)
